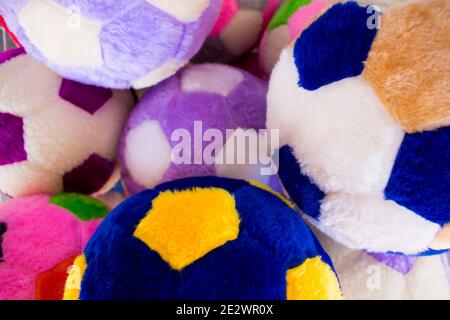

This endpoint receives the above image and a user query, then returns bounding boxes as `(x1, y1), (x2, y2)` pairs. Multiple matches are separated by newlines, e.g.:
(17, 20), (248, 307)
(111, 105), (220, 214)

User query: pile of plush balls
(0, 0), (448, 300)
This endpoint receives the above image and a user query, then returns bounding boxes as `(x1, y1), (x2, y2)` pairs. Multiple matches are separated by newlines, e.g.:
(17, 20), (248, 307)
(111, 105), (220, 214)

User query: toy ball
(0, 49), (133, 198)
(314, 228), (450, 300)
(120, 63), (281, 195)
(0, 193), (110, 300)
(0, 0), (222, 89)
(267, 1), (450, 255)
(63, 177), (342, 300)
(193, 0), (281, 63)
(259, 0), (330, 77)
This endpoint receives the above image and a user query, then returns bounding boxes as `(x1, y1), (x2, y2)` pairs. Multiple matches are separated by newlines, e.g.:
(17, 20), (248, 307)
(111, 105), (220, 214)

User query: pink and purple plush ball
(0, 193), (110, 300)
(0, 0), (221, 89)
(194, 0), (281, 63)
(0, 48), (133, 198)
(120, 63), (281, 195)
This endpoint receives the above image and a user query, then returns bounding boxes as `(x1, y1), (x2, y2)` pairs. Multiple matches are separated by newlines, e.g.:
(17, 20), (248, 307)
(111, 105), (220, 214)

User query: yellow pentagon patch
(63, 254), (87, 300)
(286, 256), (342, 300)
(134, 188), (240, 271)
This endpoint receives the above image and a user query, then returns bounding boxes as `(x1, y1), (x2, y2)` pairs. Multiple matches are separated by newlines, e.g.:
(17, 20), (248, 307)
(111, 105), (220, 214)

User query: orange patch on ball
(363, 0), (450, 133)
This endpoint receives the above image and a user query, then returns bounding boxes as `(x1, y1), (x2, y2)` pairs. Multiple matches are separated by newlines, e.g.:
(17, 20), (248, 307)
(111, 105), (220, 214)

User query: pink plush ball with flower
(0, 193), (111, 300)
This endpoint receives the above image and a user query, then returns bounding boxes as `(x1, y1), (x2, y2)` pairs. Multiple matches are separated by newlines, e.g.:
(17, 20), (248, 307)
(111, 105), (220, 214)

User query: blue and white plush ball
(63, 177), (342, 300)
(267, 1), (450, 255)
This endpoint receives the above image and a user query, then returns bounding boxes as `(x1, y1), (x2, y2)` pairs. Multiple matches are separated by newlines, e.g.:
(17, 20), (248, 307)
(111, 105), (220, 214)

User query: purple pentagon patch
(0, 47), (25, 65)
(368, 252), (418, 275)
(0, 112), (27, 165)
(63, 154), (115, 195)
(59, 79), (113, 115)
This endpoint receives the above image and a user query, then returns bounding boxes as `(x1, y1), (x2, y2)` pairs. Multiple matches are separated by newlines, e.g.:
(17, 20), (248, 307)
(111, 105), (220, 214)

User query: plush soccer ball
(0, 193), (110, 300)
(313, 228), (450, 300)
(259, 0), (330, 77)
(63, 177), (342, 300)
(267, 1), (450, 255)
(120, 63), (282, 195)
(193, 0), (281, 63)
(0, 0), (221, 89)
(0, 49), (133, 198)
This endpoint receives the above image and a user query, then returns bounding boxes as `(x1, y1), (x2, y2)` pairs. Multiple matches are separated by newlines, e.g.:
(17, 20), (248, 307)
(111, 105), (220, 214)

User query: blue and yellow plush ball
(64, 177), (342, 300)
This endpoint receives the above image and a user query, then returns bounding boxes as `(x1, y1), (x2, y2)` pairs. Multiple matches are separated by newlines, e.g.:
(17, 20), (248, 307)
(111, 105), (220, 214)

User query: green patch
(268, 0), (312, 30)
(50, 193), (109, 221)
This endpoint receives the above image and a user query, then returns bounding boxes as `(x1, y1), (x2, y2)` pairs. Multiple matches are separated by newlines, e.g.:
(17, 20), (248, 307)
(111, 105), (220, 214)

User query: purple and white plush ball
(0, 0), (221, 89)
(0, 48), (133, 198)
(120, 63), (281, 195)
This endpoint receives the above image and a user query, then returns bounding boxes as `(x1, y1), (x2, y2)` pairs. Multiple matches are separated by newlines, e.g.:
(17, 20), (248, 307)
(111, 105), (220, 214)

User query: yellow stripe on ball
(248, 180), (296, 209)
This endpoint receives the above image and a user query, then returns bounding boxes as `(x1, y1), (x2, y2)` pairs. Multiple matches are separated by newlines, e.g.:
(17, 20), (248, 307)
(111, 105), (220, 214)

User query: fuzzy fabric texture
(120, 64), (281, 195)
(314, 227), (450, 300)
(63, 254), (87, 300)
(293, 1), (378, 90)
(193, 0), (281, 63)
(35, 255), (77, 300)
(278, 146), (324, 219)
(0, 194), (108, 300)
(0, 0), (221, 89)
(363, 0), (450, 133)
(268, 49), (405, 195)
(367, 253), (418, 274)
(133, 187), (240, 271)
(0, 50), (133, 198)
(259, 0), (330, 76)
(286, 256), (342, 300)
(385, 127), (450, 227)
(49, 193), (110, 221)
(69, 177), (341, 300)
(0, 111), (27, 166)
(267, 0), (449, 255)
(349, 0), (421, 11)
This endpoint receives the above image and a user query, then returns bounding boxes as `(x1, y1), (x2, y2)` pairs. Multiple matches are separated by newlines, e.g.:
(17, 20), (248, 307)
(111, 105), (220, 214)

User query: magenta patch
(211, 0), (240, 36)
(368, 252), (418, 274)
(0, 47), (26, 65)
(0, 222), (7, 262)
(63, 154), (115, 195)
(0, 112), (27, 166)
(59, 79), (113, 115)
